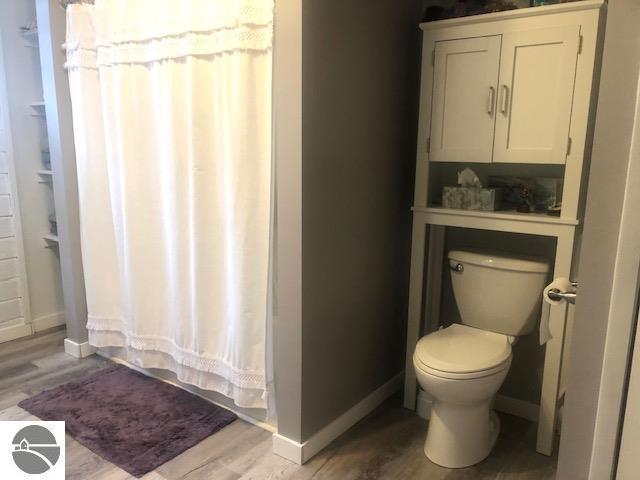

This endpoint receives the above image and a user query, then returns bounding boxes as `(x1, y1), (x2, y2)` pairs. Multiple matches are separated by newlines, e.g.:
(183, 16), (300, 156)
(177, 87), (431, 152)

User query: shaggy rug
(18, 364), (237, 477)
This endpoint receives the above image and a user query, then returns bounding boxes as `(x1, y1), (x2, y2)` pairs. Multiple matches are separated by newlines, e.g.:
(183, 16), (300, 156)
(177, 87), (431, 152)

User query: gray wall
(36, 0), (88, 344)
(299, 0), (422, 440)
(273, 0), (304, 441)
(557, 1), (640, 478)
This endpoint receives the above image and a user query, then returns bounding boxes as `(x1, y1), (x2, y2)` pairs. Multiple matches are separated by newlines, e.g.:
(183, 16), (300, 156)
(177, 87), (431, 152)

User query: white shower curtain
(65, 0), (273, 409)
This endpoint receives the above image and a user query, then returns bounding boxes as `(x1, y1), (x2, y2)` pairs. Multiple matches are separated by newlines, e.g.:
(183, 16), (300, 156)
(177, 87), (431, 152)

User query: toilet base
(424, 400), (500, 469)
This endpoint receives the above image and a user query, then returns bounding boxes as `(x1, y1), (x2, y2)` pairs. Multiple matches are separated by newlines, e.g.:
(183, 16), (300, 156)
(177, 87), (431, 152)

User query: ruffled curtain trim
(87, 316), (266, 393)
(65, 0), (272, 68)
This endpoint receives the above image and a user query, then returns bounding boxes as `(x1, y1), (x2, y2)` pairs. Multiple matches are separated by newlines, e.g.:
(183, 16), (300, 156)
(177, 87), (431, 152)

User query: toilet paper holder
(547, 281), (578, 304)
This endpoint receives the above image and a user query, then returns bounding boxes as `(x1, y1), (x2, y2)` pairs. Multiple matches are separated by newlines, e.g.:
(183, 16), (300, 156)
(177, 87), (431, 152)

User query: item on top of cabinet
(422, 0), (517, 22)
(423, 6), (447, 22)
(532, 0), (558, 6)
(483, 0), (518, 13)
(534, 177), (563, 211)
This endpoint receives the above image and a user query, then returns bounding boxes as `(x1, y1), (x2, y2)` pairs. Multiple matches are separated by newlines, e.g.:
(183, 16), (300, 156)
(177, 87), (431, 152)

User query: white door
(0, 32), (32, 343)
(493, 25), (580, 164)
(615, 298), (640, 479)
(429, 35), (501, 163)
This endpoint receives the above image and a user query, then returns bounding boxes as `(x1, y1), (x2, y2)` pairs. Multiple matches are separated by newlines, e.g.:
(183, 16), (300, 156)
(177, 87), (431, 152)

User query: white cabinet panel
(0, 238), (17, 260)
(0, 299), (23, 324)
(0, 259), (18, 280)
(0, 217), (14, 238)
(430, 36), (501, 163)
(0, 174), (10, 194)
(494, 25), (580, 164)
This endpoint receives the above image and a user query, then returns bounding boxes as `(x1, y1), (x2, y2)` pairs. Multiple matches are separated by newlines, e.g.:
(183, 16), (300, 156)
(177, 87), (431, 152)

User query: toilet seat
(414, 324), (512, 379)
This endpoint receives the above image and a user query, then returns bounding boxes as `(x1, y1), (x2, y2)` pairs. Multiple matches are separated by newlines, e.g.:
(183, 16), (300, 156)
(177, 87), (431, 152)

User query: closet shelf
(30, 101), (46, 117)
(36, 170), (53, 183)
(20, 28), (38, 37)
(20, 26), (38, 47)
(43, 233), (59, 246)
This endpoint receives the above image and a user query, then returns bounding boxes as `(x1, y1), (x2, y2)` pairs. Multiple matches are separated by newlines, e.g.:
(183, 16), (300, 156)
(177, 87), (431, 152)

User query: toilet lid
(414, 324), (511, 374)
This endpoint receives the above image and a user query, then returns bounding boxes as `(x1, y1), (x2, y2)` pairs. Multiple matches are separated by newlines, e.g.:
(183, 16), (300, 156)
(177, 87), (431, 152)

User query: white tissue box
(442, 187), (503, 211)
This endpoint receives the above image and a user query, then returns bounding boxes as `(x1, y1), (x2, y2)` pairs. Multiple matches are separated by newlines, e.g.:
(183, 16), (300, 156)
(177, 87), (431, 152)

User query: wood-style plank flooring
(0, 329), (557, 479)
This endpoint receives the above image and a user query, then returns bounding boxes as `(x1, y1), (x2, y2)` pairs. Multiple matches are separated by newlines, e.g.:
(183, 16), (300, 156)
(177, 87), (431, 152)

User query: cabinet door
(493, 26), (580, 164)
(430, 36), (501, 163)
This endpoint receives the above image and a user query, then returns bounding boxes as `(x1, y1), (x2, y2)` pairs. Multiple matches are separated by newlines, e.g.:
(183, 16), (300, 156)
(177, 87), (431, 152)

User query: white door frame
(556, 0), (640, 477)
(0, 27), (33, 343)
(616, 290), (640, 479)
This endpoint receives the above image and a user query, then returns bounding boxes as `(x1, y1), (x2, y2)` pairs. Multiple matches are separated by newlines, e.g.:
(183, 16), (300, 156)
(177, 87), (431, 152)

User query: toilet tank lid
(448, 249), (550, 273)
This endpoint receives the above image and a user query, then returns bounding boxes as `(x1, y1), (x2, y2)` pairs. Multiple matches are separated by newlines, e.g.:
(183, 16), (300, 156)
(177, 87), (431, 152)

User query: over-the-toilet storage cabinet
(404, 0), (605, 456)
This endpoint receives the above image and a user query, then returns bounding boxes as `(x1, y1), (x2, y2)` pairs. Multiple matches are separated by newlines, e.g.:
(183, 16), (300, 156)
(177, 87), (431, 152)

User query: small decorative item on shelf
(488, 176), (535, 207)
(442, 168), (503, 211)
(488, 176), (563, 213)
(546, 203), (562, 216)
(534, 177), (563, 212)
(442, 186), (503, 211)
(516, 185), (532, 213)
(48, 213), (57, 235)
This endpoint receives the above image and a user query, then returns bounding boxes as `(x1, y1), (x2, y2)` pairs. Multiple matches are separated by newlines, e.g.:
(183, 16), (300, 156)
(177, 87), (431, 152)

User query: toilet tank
(448, 249), (550, 336)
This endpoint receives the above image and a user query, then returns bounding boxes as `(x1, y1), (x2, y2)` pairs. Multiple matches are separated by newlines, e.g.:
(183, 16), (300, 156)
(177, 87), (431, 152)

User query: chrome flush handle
(449, 263), (464, 273)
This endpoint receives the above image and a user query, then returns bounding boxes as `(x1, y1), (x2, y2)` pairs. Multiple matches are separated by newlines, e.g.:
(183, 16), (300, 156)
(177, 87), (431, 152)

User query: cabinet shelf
(412, 206), (579, 236)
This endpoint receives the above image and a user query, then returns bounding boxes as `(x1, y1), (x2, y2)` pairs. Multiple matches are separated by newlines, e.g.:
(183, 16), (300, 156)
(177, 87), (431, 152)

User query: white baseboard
(416, 389), (539, 423)
(64, 338), (97, 358)
(273, 372), (403, 465)
(0, 322), (32, 344)
(33, 312), (65, 332)
(272, 434), (304, 464)
(494, 394), (540, 422)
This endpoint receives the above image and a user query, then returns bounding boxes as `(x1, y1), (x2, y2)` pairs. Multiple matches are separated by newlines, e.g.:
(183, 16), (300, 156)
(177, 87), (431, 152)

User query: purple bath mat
(18, 364), (237, 477)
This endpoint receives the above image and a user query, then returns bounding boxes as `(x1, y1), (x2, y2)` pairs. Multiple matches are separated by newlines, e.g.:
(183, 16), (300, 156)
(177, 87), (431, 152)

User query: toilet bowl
(413, 249), (549, 468)
(414, 324), (512, 467)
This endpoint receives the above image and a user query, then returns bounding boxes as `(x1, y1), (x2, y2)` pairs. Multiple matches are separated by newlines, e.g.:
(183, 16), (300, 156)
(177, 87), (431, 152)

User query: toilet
(413, 249), (549, 469)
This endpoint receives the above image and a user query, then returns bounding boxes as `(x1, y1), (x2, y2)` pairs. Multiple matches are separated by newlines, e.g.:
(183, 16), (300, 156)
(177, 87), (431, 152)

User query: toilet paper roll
(540, 277), (576, 345)
(543, 277), (575, 306)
